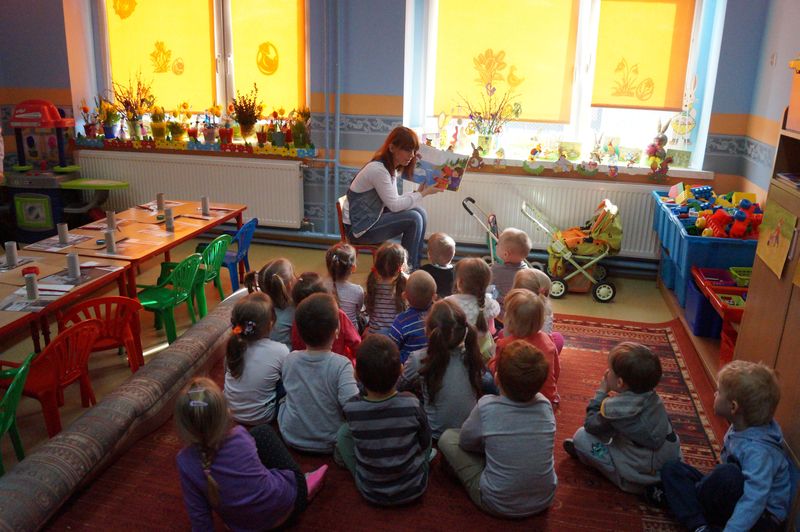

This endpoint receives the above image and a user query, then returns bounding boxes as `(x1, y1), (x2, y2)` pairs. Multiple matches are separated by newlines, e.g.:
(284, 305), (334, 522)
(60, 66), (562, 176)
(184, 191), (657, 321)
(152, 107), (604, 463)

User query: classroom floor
(0, 240), (688, 474)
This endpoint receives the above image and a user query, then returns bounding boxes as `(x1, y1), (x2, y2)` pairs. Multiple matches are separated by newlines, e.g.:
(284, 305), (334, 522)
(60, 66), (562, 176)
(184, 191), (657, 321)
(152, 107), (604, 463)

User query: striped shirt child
(342, 392), (431, 505)
(368, 280), (403, 334)
(389, 305), (431, 363)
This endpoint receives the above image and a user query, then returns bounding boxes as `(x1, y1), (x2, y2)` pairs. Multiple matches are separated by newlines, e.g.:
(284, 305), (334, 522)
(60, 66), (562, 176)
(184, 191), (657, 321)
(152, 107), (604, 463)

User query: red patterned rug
(48, 316), (724, 531)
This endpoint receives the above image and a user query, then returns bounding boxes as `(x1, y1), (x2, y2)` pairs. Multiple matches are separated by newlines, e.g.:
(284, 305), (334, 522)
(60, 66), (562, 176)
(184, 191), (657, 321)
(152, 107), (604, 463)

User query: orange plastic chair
(0, 320), (103, 438)
(57, 296), (144, 373)
(336, 196), (379, 261)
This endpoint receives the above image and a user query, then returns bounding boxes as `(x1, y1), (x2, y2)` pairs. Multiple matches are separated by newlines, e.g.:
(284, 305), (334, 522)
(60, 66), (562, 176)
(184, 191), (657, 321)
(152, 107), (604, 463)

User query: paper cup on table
(57, 223), (69, 245)
(4, 241), (18, 267)
(24, 273), (39, 300)
(165, 207), (175, 232)
(67, 252), (81, 279)
(201, 196), (210, 216)
(156, 192), (165, 211)
(106, 210), (117, 230)
(105, 229), (117, 254)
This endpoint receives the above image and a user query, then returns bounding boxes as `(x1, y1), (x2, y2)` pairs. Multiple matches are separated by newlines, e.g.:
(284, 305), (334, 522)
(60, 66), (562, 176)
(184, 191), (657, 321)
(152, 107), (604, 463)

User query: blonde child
(420, 232), (456, 298)
(278, 293), (360, 452)
(244, 258), (295, 349)
(658, 361), (792, 532)
(491, 289), (560, 405)
(445, 258), (500, 360)
(175, 377), (327, 530)
(389, 270), (436, 363)
(491, 228), (532, 304)
(365, 243), (408, 335)
(564, 342), (681, 495)
(399, 299), (484, 438)
(439, 340), (557, 518)
(512, 268), (565, 353)
(224, 292), (289, 425)
(324, 242), (364, 330)
(290, 272), (360, 362)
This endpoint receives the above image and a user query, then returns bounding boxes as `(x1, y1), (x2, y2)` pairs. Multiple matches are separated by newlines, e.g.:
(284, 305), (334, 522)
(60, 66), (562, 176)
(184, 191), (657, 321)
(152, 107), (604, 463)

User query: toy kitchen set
(4, 99), (81, 242)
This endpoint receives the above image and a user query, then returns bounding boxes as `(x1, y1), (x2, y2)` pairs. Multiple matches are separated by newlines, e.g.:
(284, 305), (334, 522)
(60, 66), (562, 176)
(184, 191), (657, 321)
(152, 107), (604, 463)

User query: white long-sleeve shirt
(343, 161), (422, 228)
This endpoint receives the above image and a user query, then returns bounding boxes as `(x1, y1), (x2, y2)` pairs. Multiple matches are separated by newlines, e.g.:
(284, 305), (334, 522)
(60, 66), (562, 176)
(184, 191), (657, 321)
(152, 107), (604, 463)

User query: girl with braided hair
(445, 258), (500, 360)
(324, 242), (364, 331)
(175, 377), (327, 530)
(243, 258), (296, 349)
(224, 292), (288, 425)
(365, 243), (408, 335)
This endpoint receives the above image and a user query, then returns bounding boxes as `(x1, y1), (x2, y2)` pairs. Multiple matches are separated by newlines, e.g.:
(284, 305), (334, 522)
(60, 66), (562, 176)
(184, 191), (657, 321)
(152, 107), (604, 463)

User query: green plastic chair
(159, 234), (232, 320)
(137, 253), (202, 344)
(0, 352), (35, 476)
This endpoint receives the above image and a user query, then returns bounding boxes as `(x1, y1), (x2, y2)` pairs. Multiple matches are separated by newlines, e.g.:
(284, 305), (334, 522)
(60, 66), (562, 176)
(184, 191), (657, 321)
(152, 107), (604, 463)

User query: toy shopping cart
(462, 197), (537, 267)
(521, 199), (622, 302)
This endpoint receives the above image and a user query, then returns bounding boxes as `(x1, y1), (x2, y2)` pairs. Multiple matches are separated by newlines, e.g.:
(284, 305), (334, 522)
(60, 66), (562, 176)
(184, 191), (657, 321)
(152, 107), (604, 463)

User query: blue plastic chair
(196, 218), (257, 292)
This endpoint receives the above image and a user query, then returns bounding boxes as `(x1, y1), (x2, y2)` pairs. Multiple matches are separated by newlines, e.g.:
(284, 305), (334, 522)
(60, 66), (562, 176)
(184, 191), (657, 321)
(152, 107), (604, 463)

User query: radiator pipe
(333, 0), (343, 233)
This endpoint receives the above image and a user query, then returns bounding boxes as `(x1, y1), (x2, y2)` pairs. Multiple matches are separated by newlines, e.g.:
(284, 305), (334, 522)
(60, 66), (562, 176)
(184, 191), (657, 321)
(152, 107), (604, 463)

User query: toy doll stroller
(521, 199), (622, 302)
(461, 197), (538, 268)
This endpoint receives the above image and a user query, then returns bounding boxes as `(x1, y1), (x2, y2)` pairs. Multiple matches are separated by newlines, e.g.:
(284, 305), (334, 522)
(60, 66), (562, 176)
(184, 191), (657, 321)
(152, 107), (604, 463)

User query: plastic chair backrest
(201, 234), (233, 279)
(0, 353), (34, 436)
(232, 218), (258, 261)
(337, 196), (348, 241)
(58, 296), (142, 343)
(45, 320), (103, 387)
(165, 254), (203, 299)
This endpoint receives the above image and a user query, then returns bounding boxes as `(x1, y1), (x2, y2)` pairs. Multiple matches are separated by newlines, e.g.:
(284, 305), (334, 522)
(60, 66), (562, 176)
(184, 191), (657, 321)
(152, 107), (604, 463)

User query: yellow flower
(227, 103), (235, 114)
(278, 107), (286, 117)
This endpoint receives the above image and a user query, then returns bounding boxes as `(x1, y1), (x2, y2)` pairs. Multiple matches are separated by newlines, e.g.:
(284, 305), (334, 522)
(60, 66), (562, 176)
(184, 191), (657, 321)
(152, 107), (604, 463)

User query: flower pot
(271, 131), (286, 147)
(203, 127), (218, 145)
(239, 124), (255, 140)
(84, 123), (98, 137)
(103, 124), (118, 139)
(218, 127), (234, 144)
(256, 131), (268, 145)
(477, 134), (497, 157)
(127, 119), (141, 140)
(151, 122), (167, 141)
(188, 127), (199, 141)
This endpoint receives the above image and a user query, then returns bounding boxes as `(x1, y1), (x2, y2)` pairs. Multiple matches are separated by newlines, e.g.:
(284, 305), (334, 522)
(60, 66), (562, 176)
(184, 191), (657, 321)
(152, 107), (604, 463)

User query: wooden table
(0, 250), (130, 352)
(27, 201), (247, 298)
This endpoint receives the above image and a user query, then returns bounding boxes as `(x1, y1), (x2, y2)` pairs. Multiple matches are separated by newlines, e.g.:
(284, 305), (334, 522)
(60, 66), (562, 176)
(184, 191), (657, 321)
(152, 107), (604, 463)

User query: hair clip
(232, 325), (243, 335)
(244, 320), (256, 335)
(188, 387), (208, 407)
(189, 400), (208, 407)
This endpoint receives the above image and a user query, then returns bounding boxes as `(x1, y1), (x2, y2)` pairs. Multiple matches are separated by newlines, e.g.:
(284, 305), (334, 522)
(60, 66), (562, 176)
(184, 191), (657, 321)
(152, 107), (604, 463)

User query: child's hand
(599, 370), (610, 393)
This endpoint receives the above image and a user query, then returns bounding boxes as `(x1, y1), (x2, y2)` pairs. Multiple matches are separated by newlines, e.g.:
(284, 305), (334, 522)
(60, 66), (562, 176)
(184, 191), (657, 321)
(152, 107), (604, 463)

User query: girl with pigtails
(223, 292), (289, 425)
(243, 258), (296, 349)
(175, 377), (327, 531)
(445, 258), (501, 360)
(364, 243), (408, 335)
(399, 299), (485, 439)
(323, 242), (365, 330)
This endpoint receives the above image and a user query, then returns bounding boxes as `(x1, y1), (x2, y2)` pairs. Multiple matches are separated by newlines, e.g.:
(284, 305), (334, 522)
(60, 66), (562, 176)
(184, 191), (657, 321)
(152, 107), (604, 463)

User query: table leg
(164, 250), (171, 263)
(40, 315), (51, 345)
(127, 268), (137, 299)
(117, 273), (126, 296)
(236, 213), (245, 283)
(29, 321), (41, 353)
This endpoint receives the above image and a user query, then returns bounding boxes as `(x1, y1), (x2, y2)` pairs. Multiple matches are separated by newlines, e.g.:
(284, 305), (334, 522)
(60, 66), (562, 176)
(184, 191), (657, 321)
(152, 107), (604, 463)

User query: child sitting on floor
(336, 335), (433, 506)
(445, 258), (500, 361)
(420, 232), (457, 298)
(389, 269), (436, 363)
(512, 268), (563, 354)
(491, 289), (560, 405)
(175, 377), (327, 531)
(224, 292), (289, 425)
(490, 228), (531, 304)
(244, 258), (296, 349)
(365, 243), (408, 335)
(290, 271), (360, 362)
(278, 293), (360, 453)
(564, 342), (681, 494)
(399, 299), (484, 439)
(324, 242), (364, 331)
(439, 340), (557, 518)
(656, 360), (792, 532)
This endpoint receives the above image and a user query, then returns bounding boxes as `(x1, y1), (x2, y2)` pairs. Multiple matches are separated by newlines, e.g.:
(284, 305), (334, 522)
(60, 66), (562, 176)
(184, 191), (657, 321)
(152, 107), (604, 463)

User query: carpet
(48, 316), (724, 531)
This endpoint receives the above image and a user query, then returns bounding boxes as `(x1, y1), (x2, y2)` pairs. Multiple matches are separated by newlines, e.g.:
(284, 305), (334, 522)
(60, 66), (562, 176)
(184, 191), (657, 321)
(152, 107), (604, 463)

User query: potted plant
(270, 108), (287, 146)
(80, 98), (99, 137)
(96, 96), (121, 139)
(150, 105), (167, 140)
(256, 122), (269, 145)
(166, 102), (191, 142)
(231, 83), (261, 140)
(290, 106), (311, 147)
(219, 109), (234, 144)
(203, 104), (221, 144)
(113, 72), (154, 141)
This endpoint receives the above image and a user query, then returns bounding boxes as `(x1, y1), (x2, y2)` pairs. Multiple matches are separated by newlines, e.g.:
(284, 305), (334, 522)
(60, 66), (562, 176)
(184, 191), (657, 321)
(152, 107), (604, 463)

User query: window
(102, 0), (306, 113)
(413, 0), (703, 166)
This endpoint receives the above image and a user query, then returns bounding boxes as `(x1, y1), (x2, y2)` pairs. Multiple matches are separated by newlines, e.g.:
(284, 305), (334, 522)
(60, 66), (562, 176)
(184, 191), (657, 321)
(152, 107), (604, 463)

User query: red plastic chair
(57, 296), (144, 372)
(0, 320), (103, 438)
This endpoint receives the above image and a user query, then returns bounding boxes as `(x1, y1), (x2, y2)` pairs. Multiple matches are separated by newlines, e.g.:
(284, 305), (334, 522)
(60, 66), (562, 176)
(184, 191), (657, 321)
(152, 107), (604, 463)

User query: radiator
(76, 150), (304, 228)
(419, 173), (661, 259)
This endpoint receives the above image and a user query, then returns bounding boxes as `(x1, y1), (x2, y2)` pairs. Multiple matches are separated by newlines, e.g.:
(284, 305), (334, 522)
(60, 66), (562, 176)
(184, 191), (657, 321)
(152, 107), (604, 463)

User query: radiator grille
(76, 151), (303, 228)
(419, 173), (660, 259)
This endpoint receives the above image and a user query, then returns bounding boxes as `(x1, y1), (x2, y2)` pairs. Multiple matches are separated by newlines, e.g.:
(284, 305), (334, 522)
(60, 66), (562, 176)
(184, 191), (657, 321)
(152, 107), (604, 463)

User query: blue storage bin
(651, 191), (758, 307)
(684, 278), (722, 338)
(659, 246), (676, 290)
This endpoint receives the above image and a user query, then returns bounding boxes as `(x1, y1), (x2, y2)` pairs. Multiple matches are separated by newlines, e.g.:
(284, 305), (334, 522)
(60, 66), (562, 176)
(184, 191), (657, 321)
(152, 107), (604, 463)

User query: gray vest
(346, 184), (385, 237)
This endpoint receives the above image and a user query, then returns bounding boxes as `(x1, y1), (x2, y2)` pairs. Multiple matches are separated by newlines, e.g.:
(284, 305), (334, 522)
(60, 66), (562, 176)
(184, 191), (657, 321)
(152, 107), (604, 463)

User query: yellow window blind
(230, 0), (306, 113)
(434, 0), (579, 123)
(105, 0), (215, 111)
(592, 0), (695, 110)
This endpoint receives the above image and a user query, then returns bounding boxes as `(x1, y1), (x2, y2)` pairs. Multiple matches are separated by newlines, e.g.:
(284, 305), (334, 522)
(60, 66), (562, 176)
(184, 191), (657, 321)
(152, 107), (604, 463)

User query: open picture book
(407, 144), (474, 192)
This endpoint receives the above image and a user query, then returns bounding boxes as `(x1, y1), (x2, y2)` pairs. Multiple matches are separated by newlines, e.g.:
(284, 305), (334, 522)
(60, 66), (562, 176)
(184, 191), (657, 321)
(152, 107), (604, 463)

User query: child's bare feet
(305, 465), (328, 501)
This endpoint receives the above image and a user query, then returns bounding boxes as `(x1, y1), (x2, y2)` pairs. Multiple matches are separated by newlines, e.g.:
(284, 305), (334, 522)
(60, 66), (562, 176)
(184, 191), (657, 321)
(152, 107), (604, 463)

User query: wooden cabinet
(734, 116), (800, 460)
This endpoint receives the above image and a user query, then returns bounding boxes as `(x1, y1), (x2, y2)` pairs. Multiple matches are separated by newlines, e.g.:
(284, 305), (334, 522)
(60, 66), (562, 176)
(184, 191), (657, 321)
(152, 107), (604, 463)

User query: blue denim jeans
(347, 207), (428, 269)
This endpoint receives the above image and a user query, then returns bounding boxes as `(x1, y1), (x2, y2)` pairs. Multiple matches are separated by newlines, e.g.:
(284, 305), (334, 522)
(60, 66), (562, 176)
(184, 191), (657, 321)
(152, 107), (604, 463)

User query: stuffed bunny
(647, 119), (672, 169)
(590, 132), (604, 164)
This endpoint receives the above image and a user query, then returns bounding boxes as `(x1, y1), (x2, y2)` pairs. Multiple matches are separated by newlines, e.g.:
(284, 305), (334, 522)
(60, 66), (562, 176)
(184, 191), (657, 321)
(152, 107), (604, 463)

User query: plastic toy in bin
(728, 267), (752, 287)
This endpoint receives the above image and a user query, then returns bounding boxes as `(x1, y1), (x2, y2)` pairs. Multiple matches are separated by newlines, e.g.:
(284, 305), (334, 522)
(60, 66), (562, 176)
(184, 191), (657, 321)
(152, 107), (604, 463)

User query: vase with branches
(231, 83), (262, 139)
(113, 72), (154, 140)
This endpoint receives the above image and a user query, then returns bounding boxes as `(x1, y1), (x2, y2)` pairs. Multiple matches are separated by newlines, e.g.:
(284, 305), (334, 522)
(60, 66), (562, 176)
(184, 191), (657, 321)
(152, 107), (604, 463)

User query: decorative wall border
(705, 134), (775, 168)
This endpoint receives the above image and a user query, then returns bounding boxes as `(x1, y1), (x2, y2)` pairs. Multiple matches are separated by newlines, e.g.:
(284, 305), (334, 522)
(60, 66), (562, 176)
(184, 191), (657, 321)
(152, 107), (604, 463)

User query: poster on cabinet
(756, 200), (797, 279)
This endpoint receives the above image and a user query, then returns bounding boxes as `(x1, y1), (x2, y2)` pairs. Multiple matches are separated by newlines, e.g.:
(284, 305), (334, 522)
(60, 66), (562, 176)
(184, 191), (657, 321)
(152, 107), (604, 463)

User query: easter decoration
(646, 118), (672, 180)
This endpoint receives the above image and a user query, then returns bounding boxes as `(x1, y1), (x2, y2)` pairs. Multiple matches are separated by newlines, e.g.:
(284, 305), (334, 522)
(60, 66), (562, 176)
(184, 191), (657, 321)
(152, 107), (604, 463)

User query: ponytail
(200, 447), (221, 507)
(393, 272), (407, 313)
(243, 271), (258, 293)
(226, 334), (248, 379)
(454, 258), (491, 333)
(475, 292), (488, 333)
(463, 326), (484, 398)
(365, 269), (378, 316)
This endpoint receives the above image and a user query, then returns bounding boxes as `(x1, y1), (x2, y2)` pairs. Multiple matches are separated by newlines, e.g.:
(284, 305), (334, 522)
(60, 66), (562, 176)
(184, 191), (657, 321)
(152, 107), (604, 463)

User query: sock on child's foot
(305, 465), (328, 501)
(563, 438), (577, 459)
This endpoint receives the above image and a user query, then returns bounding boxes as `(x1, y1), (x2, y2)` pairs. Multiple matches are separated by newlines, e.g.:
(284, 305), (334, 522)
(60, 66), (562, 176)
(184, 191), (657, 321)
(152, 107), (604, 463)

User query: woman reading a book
(343, 126), (442, 269)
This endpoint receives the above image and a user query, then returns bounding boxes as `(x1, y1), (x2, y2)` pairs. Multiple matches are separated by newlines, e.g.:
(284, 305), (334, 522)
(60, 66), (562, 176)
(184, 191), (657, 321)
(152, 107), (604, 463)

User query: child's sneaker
(305, 464), (328, 501)
(644, 482), (668, 508)
(563, 438), (577, 459)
